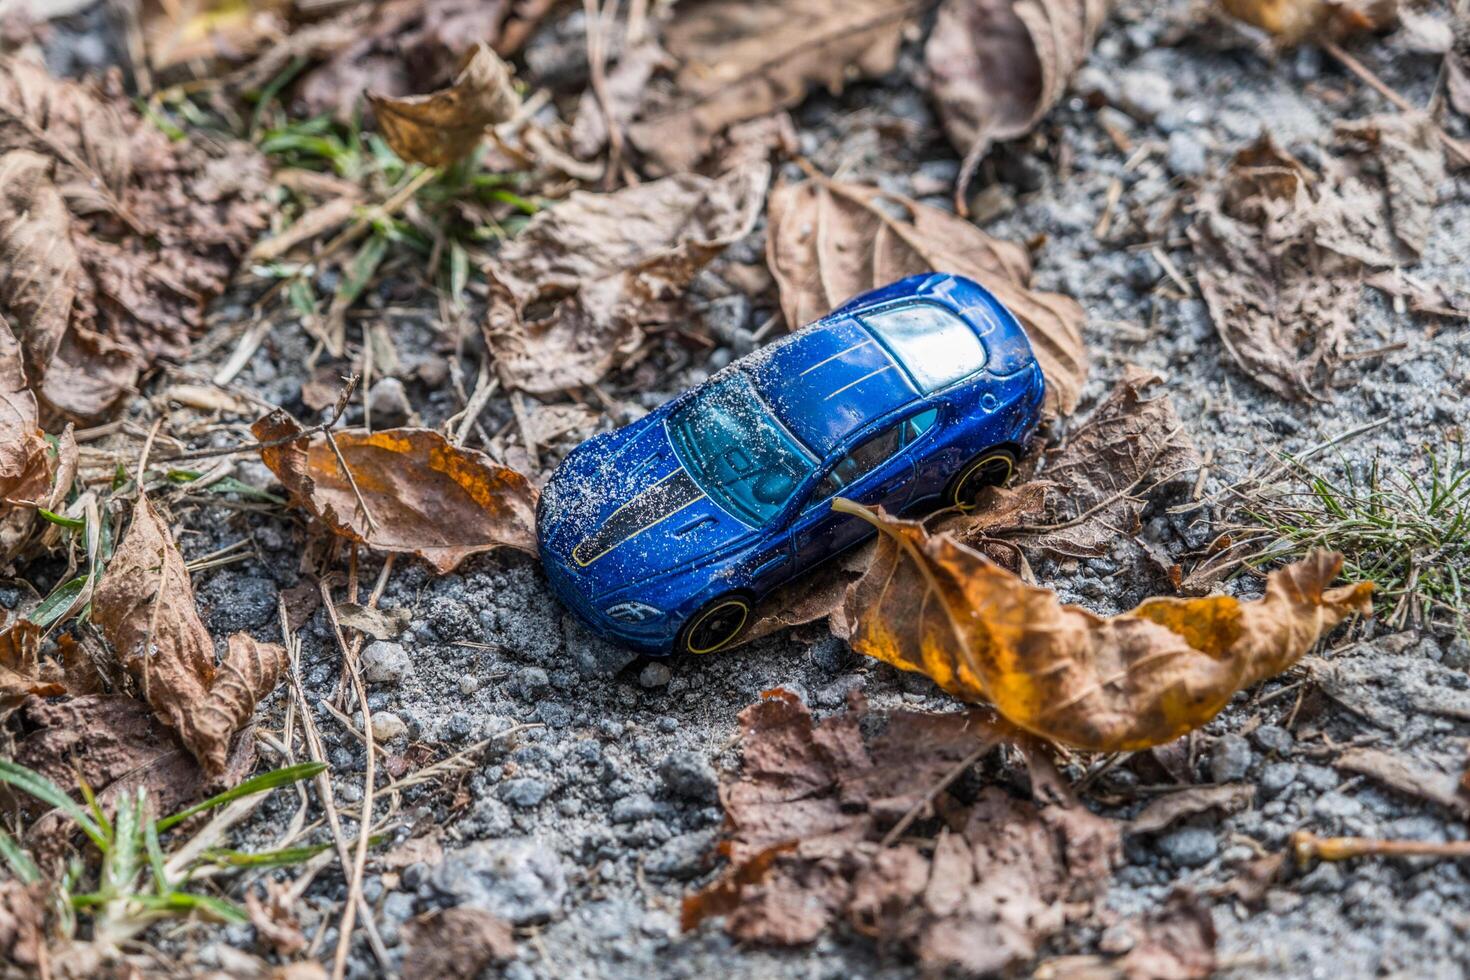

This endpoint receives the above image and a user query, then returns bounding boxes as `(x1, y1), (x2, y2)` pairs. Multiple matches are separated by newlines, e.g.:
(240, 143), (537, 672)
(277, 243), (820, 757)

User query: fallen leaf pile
(766, 169), (1088, 414)
(0, 56), (270, 422)
(252, 410), (539, 573)
(927, 0), (1114, 202)
(0, 317), (59, 563)
(835, 506), (1373, 751)
(682, 689), (1198, 975)
(482, 163), (769, 394)
(1190, 129), (1445, 399)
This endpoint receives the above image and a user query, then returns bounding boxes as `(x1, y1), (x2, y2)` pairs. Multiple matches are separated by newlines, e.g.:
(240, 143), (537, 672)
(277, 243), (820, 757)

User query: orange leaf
(835, 503), (1374, 752)
(252, 411), (538, 574)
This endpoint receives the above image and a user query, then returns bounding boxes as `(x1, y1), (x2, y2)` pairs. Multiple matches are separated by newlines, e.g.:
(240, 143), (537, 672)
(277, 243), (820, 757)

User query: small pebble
(1252, 725), (1294, 756)
(1156, 826), (1218, 868)
(1209, 734), (1253, 783)
(658, 751), (719, 802)
(361, 641), (412, 685)
(640, 662), (672, 688)
(1259, 763), (1299, 799)
(371, 712), (408, 742)
(368, 377), (412, 424)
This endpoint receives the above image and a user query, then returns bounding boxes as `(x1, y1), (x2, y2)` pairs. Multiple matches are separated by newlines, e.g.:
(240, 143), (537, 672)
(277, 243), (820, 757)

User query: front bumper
(541, 556), (681, 655)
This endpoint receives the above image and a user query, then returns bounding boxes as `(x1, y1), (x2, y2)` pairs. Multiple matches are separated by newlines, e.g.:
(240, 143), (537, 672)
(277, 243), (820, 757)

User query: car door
(789, 420), (914, 573)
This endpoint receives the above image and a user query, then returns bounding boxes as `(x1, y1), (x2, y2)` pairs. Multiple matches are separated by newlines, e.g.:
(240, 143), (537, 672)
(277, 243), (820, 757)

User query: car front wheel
(946, 447), (1017, 509)
(677, 594), (751, 655)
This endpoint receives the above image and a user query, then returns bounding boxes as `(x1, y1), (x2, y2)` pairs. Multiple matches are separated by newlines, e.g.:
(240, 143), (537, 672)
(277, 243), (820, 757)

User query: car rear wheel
(946, 447), (1017, 509)
(677, 594), (751, 655)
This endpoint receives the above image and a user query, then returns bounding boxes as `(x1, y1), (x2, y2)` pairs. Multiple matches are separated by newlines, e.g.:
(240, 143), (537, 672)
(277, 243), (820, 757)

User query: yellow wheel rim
(685, 599), (749, 655)
(954, 453), (1014, 510)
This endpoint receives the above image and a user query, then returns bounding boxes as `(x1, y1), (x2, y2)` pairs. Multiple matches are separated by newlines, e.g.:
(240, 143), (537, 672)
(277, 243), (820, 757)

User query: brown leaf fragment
(839, 504), (1374, 752)
(0, 320), (53, 562)
(1189, 135), (1375, 399)
(1336, 746), (1470, 817)
(571, 39), (671, 159)
(1039, 892), (1217, 979)
(369, 43), (519, 168)
(1450, 22), (1470, 118)
(482, 164), (768, 394)
(625, 0), (918, 173)
(685, 690), (1120, 972)
(0, 879), (44, 971)
(1334, 111), (1444, 257)
(92, 495), (283, 773)
(737, 543), (872, 647)
(766, 170), (1087, 414)
(1128, 783), (1256, 835)
(252, 410), (538, 573)
(0, 618), (65, 710)
(0, 57), (268, 422)
(402, 907), (516, 980)
(925, 0), (1113, 199)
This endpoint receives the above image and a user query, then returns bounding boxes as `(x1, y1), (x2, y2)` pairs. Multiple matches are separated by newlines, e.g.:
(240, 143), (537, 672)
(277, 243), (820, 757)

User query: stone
(1209, 734), (1253, 783)
(611, 793), (658, 824)
(513, 666), (550, 699)
(1259, 763), (1299, 799)
(362, 641), (413, 685)
(368, 377), (412, 424)
(658, 750), (718, 802)
(1156, 826), (1218, 868)
(499, 778), (550, 809)
(645, 830), (718, 879)
(1252, 725), (1294, 756)
(1117, 70), (1173, 120)
(639, 662), (672, 688)
(371, 712), (408, 742)
(429, 838), (567, 925)
(1166, 130), (1208, 177)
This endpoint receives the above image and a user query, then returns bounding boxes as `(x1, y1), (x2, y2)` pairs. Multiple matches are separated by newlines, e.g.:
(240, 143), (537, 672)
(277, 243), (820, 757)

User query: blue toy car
(537, 273), (1046, 655)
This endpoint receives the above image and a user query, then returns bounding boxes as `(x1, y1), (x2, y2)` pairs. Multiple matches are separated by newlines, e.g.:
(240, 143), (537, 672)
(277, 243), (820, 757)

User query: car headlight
(605, 601), (663, 624)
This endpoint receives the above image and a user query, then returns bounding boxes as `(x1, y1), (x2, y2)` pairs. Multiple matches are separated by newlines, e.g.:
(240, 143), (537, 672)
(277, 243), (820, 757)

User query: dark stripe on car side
(572, 469), (707, 567)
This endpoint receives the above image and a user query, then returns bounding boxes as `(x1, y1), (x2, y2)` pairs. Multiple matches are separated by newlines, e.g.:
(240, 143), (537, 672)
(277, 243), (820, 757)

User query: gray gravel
(18, 0), (1470, 976)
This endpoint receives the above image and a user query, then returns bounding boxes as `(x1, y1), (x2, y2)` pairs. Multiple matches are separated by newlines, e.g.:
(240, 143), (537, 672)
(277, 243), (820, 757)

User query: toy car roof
(743, 315), (924, 458)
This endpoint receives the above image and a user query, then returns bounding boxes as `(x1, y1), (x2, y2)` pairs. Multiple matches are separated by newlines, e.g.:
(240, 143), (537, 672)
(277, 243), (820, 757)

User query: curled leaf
(483, 164), (768, 394)
(252, 411), (538, 573)
(925, 0), (1114, 199)
(369, 43), (520, 167)
(836, 505), (1373, 752)
(766, 170), (1087, 414)
(92, 496), (284, 773)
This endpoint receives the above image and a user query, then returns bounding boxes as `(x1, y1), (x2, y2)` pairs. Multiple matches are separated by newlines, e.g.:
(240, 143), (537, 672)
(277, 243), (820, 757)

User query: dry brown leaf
(0, 57), (268, 421)
(482, 164), (768, 394)
(1218, 0), (1398, 43)
(8, 693), (255, 852)
(944, 368), (1199, 561)
(402, 907), (516, 980)
(1335, 746), (1470, 817)
(1334, 111), (1443, 257)
(368, 43), (519, 168)
(624, 0), (918, 173)
(1189, 135), (1392, 400)
(571, 39), (671, 159)
(246, 882), (308, 958)
(683, 689), (1121, 973)
(252, 411), (538, 573)
(1128, 784), (1256, 835)
(1037, 894), (1217, 979)
(141, 0), (290, 71)
(93, 496), (285, 773)
(837, 505), (1373, 752)
(296, 0), (540, 121)
(0, 879), (44, 972)
(926, 0), (1113, 202)
(1451, 22), (1470, 118)
(0, 316), (54, 561)
(766, 170), (1087, 415)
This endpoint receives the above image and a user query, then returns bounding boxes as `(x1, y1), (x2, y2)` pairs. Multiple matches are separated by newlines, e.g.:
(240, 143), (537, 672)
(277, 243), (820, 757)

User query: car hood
(537, 416), (755, 601)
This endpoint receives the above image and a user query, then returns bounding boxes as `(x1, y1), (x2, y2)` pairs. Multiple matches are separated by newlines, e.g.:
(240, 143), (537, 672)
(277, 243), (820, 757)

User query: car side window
(901, 408), (938, 445)
(809, 424), (902, 506)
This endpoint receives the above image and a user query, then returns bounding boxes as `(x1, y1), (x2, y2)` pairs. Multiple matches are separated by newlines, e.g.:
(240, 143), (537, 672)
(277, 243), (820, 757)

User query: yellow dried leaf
(1218, 0), (1397, 43)
(368, 43), (520, 167)
(252, 411), (538, 574)
(836, 503), (1373, 752)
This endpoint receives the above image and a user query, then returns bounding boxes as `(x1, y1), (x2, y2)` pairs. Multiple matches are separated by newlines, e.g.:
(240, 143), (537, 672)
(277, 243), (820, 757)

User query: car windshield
(666, 370), (816, 527)
(862, 302), (986, 392)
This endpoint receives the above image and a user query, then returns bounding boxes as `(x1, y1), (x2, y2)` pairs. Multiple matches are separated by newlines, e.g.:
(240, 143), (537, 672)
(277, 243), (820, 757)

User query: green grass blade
(200, 840), (335, 868)
(0, 761), (106, 849)
(133, 891), (249, 924)
(156, 762), (327, 833)
(28, 575), (88, 628)
(0, 828), (41, 885)
(144, 804), (169, 895)
(37, 508), (85, 530)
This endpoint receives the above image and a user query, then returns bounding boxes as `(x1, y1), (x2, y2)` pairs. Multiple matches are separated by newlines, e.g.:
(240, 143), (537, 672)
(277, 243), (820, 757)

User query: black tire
(677, 594), (752, 655)
(945, 447), (1018, 509)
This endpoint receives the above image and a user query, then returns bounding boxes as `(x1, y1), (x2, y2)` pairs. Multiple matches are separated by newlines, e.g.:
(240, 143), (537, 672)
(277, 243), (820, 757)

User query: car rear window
(862, 303), (986, 392)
